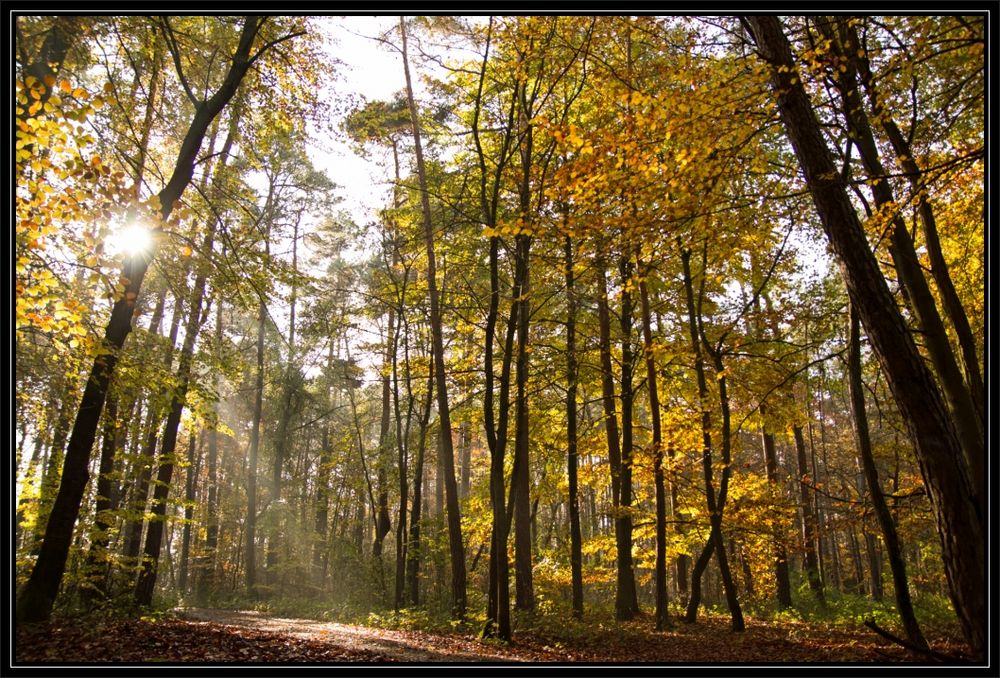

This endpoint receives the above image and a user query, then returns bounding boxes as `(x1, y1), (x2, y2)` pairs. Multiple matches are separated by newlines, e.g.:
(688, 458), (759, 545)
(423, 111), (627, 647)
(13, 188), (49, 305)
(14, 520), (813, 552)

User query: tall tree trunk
(135, 225), (216, 606)
(399, 16), (465, 618)
(595, 260), (638, 621)
(390, 300), (408, 610)
(793, 424), (826, 607)
(313, 426), (331, 588)
(245, 244), (267, 597)
(512, 234), (534, 612)
(616, 254), (640, 620)
(201, 300), (223, 600)
(839, 17), (984, 427)
(407, 357), (435, 607)
(267, 213), (302, 586)
(564, 236), (584, 619)
(760, 405), (793, 609)
(178, 432), (201, 594)
(373, 300), (394, 564)
(17, 16), (267, 624)
(745, 16), (983, 659)
(848, 304), (927, 649)
(80, 395), (121, 603)
(470, 17), (520, 641)
(121, 289), (174, 565)
(680, 245), (744, 631)
(637, 249), (668, 630)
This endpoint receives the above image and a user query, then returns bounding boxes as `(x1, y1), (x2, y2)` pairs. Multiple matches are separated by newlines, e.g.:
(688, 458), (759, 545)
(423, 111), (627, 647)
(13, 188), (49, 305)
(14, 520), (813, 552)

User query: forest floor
(14, 606), (970, 665)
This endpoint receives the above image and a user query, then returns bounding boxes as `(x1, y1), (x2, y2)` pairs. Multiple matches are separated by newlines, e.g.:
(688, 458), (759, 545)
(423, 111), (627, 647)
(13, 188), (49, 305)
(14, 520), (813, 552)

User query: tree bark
(399, 16), (465, 618)
(817, 17), (983, 509)
(512, 233), (534, 612)
(637, 249), (669, 630)
(595, 259), (639, 621)
(564, 235), (584, 619)
(178, 433), (201, 594)
(679, 245), (743, 631)
(80, 395), (121, 603)
(848, 303), (928, 649)
(760, 405), (793, 609)
(794, 424), (826, 606)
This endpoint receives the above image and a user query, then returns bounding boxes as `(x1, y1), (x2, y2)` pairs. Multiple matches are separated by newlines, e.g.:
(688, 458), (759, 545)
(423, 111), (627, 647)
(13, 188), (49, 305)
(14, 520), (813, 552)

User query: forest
(13, 14), (987, 667)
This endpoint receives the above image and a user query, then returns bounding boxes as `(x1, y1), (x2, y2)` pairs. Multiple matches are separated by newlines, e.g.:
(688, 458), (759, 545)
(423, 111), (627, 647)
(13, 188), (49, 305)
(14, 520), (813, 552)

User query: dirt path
(175, 608), (534, 663)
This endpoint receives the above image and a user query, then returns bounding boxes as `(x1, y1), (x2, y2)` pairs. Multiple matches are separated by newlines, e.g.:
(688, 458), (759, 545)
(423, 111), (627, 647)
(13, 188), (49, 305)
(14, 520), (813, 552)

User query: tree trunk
(178, 433), (201, 594)
(407, 360), (435, 607)
(512, 233), (534, 612)
(760, 405), (793, 609)
(201, 300), (223, 600)
(745, 16), (983, 659)
(595, 259), (639, 621)
(399, 17), (465, 617)
(839, 17), (984, 428)
(817, 17), (983, 509)
(80, 395), (121, 603)
(680, 245), (744, 631)
(135, 226), (216, 606)
(564, 236), (584, 619)
(637, 249), (668, 630)
(794, 424), (826, 607)
(245, 254), (267, 597)
(848, 303), (927, 649)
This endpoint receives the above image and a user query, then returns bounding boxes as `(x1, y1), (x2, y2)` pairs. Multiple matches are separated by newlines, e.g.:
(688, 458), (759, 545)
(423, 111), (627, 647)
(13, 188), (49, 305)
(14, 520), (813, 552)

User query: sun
(110, 221), (154, 257)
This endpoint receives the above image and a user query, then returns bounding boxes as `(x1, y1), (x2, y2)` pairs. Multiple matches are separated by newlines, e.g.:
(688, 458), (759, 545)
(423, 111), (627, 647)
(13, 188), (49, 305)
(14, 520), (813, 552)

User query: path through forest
(176, 608), (536, 662)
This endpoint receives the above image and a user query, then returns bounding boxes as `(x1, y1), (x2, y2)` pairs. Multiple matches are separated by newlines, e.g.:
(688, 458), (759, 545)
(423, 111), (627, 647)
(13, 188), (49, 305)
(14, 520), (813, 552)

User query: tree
(744, 15), (984, 660)
(399, 15), (466, 618)
(16, 16), (301, 624)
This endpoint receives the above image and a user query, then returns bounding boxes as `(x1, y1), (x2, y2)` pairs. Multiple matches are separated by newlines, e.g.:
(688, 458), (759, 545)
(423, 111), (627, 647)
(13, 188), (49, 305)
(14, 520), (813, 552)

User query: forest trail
(175, 608), (532, 663)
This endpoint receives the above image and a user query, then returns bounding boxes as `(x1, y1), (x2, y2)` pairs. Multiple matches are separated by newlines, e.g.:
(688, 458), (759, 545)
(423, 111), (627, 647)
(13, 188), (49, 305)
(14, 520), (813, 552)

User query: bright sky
(308, 17), (409, 228)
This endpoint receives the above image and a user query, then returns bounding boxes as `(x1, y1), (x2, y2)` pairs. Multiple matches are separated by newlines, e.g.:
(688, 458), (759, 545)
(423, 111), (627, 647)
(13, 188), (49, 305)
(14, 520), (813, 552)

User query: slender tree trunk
(564, 236), (584, 619)
(373, 302), (394, 564)
(595, 259), (638, 621)
(407, 359), (434, 607)
(512, 234), (534, 612)
(201, 300), (223, 600)
(816, 18), (983, 509)
(760, 407), (793, 609)
(793, 424), (826, 607)
(680, 245), (743, 631)
(80, 396), (121, 603)
(135, 233), (215, 606)
(637, 249), (669, 630)
(246, 253), (267, 597)
(848, 304), (927, 649)
(839, 17), (984, 428)
(470, 17), (520, 641)
(399, 16), (465, 618)
(178, 433), (201, 594)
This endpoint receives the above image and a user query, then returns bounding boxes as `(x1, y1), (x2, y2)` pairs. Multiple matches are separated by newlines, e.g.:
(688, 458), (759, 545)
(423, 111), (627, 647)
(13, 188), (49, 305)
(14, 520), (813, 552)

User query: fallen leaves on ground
(15, 616), (396, 664)
(14, 609), (971, 665)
